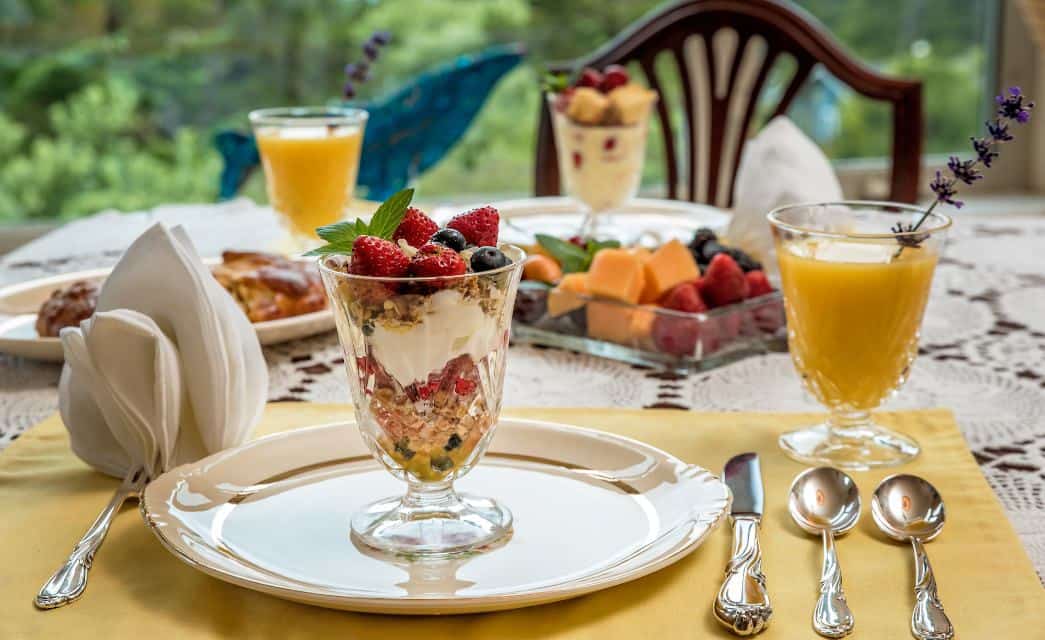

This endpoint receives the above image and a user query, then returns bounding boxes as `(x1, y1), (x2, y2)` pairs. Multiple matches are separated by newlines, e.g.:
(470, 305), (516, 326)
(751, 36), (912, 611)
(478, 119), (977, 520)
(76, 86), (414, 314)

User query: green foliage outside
(0, 0), (994, 221)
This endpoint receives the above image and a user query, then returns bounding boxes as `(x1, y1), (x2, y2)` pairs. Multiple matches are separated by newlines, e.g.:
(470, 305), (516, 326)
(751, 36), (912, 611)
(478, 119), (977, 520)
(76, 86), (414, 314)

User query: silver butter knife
(714, 452), (772, 635)
(35, 467), (147, 610)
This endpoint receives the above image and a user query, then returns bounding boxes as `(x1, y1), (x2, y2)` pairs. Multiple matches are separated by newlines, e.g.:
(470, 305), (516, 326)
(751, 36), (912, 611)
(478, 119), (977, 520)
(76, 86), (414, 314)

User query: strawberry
(700, 253), (750, 307)
(349, 235), (409, 277)
(409, 242), (466, 281)
(745, 270), (774, 298)
(600, 64), (629, 92)
(651, 316), (700, 356)
(576, 67), (603, 89)
(447, 205), (499, 247)
(659, 282), (708, 313)
(392, 206), (439, 248)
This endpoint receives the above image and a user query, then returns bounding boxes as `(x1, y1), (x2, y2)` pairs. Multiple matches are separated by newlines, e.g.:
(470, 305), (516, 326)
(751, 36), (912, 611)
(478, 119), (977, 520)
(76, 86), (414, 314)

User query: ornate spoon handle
(813, 528), (854, 637)
(35, 468), (147, 610)
(910, 537), (954, 640)
(714, 516), (772, 635)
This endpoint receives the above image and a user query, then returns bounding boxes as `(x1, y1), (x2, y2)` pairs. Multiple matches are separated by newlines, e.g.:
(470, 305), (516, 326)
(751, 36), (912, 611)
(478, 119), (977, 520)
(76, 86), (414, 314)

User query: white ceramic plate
(483, 196), (731, 246)
(0, 260), (334, 362)
(142, 419), (730, 615)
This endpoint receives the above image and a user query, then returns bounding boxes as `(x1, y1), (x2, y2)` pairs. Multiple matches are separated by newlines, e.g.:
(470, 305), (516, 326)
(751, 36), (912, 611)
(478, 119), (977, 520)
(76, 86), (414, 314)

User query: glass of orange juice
(768, 201), (951, 469)
(249, 106), (368, 247)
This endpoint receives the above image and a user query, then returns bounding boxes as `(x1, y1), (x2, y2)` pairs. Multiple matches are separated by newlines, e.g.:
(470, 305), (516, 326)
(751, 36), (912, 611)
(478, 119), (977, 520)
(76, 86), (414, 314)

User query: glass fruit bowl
(512, 284), (785, 371)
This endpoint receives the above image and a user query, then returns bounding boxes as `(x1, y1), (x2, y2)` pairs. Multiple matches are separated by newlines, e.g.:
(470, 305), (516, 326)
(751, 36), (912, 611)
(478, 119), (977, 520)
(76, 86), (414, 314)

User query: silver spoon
(788, 467), (860, 638)
(872, 474), (954, 640)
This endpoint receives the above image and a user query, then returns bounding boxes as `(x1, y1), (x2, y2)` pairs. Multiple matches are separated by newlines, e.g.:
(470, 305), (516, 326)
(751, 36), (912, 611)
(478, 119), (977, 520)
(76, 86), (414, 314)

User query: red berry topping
(600, 64), (629, 92)
(454, 378), (476, 395)
(568, 235), (585, 247)
(392, 206), (439, 248)
(447, 205), (499, 247)
(576, 67), (603, 89)
(745, 270), (774, 297)
(603, 136), (617, 151)
(349, 235), (409, 278)
(660, 281), (708, 313)
(700, 253), (750, 307)
(409, 242), (466, 281)
(572, 151), (583, 168)
(651, 316), (700, 356)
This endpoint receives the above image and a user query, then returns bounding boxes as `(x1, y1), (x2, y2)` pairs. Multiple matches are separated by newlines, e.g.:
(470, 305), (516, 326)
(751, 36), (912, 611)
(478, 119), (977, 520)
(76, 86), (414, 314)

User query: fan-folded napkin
(58, 224), (267, 478)
(728, 116), (843, 275)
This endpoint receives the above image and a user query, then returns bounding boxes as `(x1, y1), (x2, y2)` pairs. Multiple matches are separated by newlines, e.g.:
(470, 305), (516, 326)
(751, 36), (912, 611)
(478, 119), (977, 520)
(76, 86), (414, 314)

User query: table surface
(1, 197), (1043, 577)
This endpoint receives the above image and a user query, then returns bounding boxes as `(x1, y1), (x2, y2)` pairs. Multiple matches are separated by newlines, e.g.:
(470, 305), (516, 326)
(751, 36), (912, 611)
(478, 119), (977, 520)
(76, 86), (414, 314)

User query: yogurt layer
(369, 288), (500, 386)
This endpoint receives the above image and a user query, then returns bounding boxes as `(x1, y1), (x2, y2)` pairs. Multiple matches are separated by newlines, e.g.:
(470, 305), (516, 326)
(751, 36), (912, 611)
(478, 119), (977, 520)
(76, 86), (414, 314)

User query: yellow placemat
(1, 405), (1041, 639)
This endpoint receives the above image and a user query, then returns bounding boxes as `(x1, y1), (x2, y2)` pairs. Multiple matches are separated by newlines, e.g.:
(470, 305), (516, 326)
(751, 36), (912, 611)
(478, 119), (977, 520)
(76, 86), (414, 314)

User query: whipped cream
(369, 288), (501, 386)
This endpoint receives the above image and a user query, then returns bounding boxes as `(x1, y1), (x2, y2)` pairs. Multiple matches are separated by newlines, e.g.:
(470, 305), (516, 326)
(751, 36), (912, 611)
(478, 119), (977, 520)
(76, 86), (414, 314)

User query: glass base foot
(779, 422), (920, 470)
(351, 488), (512, 557)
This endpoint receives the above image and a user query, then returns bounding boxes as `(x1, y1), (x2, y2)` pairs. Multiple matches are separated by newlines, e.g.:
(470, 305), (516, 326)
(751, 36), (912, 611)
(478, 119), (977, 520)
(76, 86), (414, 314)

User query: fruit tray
(512, 286), (786, 371)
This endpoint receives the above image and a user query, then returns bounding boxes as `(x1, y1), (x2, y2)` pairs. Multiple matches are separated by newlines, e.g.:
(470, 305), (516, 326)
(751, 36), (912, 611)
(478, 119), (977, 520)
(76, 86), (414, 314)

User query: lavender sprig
(343, 31), (392, 99)
(893, 87), (1035, 251)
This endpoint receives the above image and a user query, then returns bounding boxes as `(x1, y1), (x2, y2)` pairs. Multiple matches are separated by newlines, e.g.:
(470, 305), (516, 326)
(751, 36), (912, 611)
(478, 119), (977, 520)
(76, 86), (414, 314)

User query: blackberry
(724, 247), (762, 272)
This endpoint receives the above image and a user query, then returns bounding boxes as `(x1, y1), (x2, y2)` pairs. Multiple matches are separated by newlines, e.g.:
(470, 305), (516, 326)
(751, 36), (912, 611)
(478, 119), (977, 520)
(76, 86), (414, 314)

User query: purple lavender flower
(970, 137), (998, 167)
(946, 156), (981, 185)
(343, 81), (356, 99)
(986, 120), (1013, 141)
(370, 31), (391, 46)
(341, 30), (390, 99)
(996, 87), (1035, 124)
(363, 42), (380, 61)
(929, 170), (963, 208)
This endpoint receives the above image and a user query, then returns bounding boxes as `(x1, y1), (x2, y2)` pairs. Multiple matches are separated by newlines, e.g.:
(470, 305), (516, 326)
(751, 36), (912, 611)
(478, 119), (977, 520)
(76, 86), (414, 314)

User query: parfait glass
(768, 202), (951, 469)
(249, 106), (368, 249)
(319, 246), (525, 556)
(549, 97), (652, 238)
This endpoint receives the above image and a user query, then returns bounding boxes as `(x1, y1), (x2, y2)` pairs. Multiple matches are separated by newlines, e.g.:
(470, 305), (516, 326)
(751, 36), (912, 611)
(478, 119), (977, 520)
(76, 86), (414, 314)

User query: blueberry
(430, 228), (467, 252)
(700, 240), (725, 264)
(724, 247), (762, 272)
(444, 433), (462, 451)
(688, 227), (718, 255)
(470, 246), (510, 272)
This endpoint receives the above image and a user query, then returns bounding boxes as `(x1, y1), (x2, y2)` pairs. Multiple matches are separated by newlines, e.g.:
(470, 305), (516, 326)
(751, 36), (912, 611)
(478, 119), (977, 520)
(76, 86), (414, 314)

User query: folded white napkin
(728, 116), (843, 275)
(58, 224), (267, 478)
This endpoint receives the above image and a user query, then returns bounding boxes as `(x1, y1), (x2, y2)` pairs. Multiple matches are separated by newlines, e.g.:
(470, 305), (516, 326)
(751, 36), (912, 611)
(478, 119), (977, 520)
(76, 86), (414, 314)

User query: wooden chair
(534, 0), (923, 206)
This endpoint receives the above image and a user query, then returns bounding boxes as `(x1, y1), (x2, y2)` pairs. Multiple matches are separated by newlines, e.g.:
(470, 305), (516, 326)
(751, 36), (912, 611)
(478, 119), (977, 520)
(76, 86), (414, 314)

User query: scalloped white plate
(0, 260), (334, 362)
(142, 418), (730, 615)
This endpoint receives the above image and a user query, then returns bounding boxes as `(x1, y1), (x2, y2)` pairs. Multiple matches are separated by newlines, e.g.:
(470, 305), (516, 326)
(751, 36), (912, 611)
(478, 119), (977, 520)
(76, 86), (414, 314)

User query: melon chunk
(642, 239), (700, 303)
(586, 301), (635, 345)
(587, 249), (645, 304)
(548, 272), (589, 317)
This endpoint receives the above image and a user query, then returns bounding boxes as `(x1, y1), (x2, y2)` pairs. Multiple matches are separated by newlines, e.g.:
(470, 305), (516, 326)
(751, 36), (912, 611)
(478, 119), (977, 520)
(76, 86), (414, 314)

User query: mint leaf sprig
(536, 234), (620, 273)
(306, 187), (414, 256)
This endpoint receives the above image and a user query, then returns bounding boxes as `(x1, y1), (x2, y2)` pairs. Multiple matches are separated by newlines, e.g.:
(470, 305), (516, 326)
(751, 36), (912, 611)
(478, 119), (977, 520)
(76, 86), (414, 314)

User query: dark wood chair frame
(534, 0), (923, 206)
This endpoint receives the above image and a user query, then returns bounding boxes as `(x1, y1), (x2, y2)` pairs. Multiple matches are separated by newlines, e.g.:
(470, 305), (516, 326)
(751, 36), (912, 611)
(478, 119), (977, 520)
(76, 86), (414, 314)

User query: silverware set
(715, 453), (953, 639)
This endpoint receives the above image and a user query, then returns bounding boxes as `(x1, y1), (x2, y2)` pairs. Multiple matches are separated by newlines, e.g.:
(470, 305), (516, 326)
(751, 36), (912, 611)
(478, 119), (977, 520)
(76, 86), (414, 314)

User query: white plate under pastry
(0, 260), (334, 362)
(141, 418), (730, 615)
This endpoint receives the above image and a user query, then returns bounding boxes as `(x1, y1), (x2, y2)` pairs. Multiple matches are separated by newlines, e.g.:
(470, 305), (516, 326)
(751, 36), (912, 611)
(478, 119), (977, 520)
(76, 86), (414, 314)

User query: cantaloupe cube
(548, 272), (589, 317)
(586, 301), (635, 345)
(629, 246), (653, 263)
(642, 239), (700, 302)
(630, 306), (657, 350)
(587, 249), (645, 304)
(523, 254), (563, 284)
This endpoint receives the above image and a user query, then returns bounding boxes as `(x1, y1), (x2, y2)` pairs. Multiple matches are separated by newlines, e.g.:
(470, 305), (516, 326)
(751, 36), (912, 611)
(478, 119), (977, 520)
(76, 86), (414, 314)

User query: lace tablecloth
(1, 199), (1043, 575)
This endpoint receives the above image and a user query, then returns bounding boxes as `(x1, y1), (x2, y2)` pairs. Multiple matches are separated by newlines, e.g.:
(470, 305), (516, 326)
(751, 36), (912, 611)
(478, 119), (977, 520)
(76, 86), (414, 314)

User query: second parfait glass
(320, 246), (524, 556)
(768, 202), (951, 469)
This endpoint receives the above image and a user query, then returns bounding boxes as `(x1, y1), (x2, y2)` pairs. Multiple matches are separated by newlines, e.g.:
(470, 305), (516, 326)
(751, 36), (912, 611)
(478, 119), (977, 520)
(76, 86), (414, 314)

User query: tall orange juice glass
(768, 202), (951, 469)
(249, 106), (368, 245)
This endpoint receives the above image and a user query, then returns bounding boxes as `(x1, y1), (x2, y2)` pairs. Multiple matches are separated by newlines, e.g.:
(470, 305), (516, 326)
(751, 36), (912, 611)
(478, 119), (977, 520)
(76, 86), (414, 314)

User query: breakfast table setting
(1, 55), (1044, 640)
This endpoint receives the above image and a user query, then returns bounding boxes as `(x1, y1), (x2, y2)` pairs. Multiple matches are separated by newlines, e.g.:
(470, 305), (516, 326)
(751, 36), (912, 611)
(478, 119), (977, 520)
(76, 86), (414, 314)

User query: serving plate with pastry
(0, 251), (334, 362)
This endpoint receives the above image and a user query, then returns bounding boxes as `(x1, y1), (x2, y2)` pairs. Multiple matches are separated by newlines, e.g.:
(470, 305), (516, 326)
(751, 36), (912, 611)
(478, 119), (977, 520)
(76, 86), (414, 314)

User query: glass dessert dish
(768, 202), (951, 469)
(249, 106), (367, 247)
(319, 245), (525, 556)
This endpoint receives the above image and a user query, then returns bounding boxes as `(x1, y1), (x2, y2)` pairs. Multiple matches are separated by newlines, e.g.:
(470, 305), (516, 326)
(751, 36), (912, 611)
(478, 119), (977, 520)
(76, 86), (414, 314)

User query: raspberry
(454, 378), (476, 395)
(699, 253), (749, 307)
(576, 67), (602, 89)
(392, 206), (439, 248)
(745, 270), (774, 297)
(349, 235), (409, 278)
(447, 205), (499, 247)
(408, 242), (466, 283)
(600, 65), (629, 92)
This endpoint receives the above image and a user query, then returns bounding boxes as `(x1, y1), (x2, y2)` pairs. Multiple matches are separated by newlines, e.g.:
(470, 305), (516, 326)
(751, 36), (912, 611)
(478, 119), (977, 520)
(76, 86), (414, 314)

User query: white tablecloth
(2, 198), (1043, 576)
